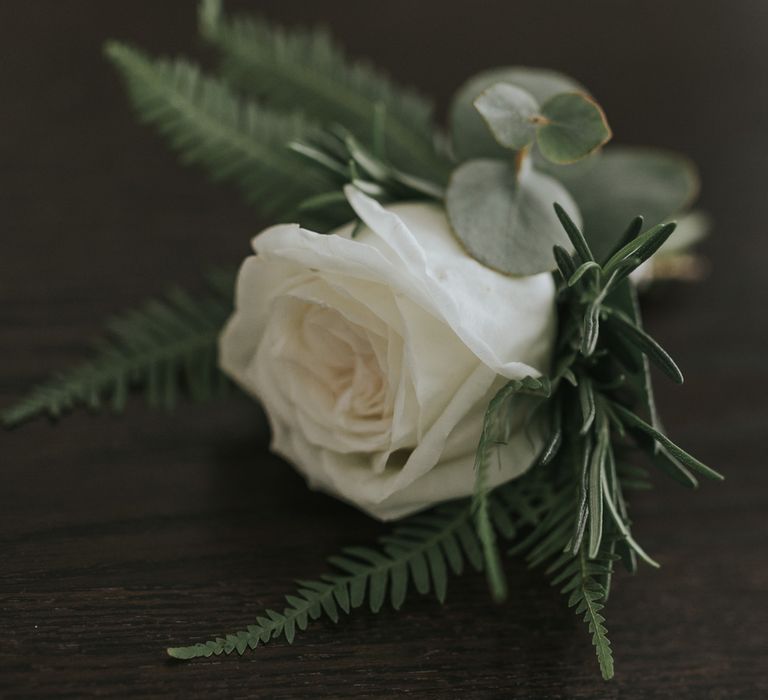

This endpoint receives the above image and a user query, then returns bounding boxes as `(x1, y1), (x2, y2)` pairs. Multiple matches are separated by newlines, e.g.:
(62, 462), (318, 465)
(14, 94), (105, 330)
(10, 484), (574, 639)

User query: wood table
(2, 1), (766, 697)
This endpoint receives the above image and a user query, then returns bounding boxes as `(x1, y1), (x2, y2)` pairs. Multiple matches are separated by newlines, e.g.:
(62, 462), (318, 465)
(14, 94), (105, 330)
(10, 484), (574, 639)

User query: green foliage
(445, 159), (580, 275)
(450, 66), (584, 160)
(503, 205), (721, 678)
(105, 42), (333, 219)
(474, 84), (611, 164)
(289, 125), (445, 224)
(2, 275), (235, 427)
(450, 66), (698, 269)
(168, 500), (482, 659)
(446, 67), (614, 276)
(167, 466), (561, 661)
(537, 92), (612, 164)
(474, 83), (540, 150)
(513, 472), (617, 679)
(198, 0), (449, 181)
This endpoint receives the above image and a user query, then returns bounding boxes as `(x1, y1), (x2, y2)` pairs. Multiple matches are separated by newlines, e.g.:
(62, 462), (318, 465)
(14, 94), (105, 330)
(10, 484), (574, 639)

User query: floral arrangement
(3, 0), (722, 681)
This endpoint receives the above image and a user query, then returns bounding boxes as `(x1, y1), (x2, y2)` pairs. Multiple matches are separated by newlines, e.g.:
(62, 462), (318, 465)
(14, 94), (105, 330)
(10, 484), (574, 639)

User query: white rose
(219, 186), (557, 520)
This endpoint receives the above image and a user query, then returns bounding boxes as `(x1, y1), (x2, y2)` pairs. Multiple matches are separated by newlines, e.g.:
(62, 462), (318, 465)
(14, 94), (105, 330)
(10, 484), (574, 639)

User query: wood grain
(1, 1), (766, 697)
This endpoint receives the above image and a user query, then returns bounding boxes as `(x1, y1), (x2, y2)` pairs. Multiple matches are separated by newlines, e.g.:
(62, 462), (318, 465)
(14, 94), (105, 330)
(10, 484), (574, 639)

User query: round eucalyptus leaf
(537, 92), (612, 164)
(445, 159), (582, 275)
(450, 67), (585, 161)
(554, 146), (700, 260)
(474, 83), (540, 151)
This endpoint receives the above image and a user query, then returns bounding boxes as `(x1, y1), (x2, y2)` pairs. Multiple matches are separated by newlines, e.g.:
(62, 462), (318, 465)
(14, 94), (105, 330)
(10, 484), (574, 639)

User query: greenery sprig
(471, 205), (722, 678)
(167, 465), (555, 660)
(197, 0), (450, 182)
(2, 272), (234, 427)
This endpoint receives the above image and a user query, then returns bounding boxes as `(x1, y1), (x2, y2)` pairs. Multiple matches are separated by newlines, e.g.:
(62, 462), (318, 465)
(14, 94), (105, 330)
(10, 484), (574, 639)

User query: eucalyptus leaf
(474, 82), (540, 150)
(450, 67), (584, 160)
(553, 146), (699, 260)
(445, 159), (581, 275)
(538, 92), (612, 164)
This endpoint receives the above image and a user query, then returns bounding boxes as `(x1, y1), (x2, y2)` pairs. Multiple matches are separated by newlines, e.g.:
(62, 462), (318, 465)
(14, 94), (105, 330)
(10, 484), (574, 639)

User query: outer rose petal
(219, 190), (557, 520)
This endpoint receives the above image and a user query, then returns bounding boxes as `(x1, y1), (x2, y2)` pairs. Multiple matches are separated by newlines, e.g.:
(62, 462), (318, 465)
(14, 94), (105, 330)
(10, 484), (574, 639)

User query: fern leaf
(167, 463), (559, 661)
(2, 279), (234, 427)
(167, 500), (482, 659)
(105, 41), (334, 218)
(198, 0), (450, 181)
(516, 465), (617, 680)
(570, 546), (615, 679)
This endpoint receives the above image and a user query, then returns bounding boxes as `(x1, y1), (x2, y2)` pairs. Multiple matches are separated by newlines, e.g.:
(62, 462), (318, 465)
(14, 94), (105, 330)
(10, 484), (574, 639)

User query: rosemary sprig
(471, 204), (722, 679)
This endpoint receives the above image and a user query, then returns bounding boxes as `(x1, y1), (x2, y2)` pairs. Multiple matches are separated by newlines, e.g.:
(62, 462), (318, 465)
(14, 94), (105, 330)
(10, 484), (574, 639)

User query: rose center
(299, 304), (391, 422)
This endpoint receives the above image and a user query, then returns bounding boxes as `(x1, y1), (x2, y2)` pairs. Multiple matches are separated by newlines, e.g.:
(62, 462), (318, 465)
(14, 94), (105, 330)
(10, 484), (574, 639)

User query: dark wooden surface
(1, 1), (767, 697)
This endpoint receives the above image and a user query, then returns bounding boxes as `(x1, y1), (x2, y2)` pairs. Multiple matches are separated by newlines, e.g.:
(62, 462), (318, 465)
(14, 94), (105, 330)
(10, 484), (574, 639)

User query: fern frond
(105, 42), (334, 218)
(167, 455), (559, 661)
(567, 545), (615, 679)
(167, 500), (480, 659)
(198, 0), (450, 181)
(2, 278), (234, 427)
(516, 467), (616, 680)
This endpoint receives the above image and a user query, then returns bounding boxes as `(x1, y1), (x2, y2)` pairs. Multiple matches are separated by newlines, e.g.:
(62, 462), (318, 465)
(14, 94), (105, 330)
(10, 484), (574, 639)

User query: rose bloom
(220, 187), (556, 520)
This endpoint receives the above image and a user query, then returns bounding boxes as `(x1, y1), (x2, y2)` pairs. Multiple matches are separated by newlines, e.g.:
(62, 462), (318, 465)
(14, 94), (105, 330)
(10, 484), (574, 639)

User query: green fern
(2, 277), (234, 427)
(559, 545), (615, 679)
(513, 472), (617, 679)
(198, 0), (450, 181)
(167, 500), (481, 659)
(105, 42), (334, 218)
(166, 469), (559, 661)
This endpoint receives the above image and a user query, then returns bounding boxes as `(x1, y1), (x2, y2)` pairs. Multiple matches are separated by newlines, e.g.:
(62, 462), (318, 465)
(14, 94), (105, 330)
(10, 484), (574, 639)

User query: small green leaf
(553, 245), (577, 279)
(599, 465), (660, 568)
(450, 66), (584, 160)
(588, 415), (609, 559)
(446, 159), (580, 275)
(581, 301), (601, 357)
(568, 261), (601, 287)
(605, 215), (644, 261)
(602, 221), (678, 278)
(612, 403), (724, 481)
(571, 435), (592, 554)
(537, 92), (612, 164)
(474, 82), (540, 150)
(600, 322), (641, 374)
(578, 379), (596, 434)
(554, 202), (594, 263)
(653, 447), (699, 489)
(604, 308), (684, 384)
